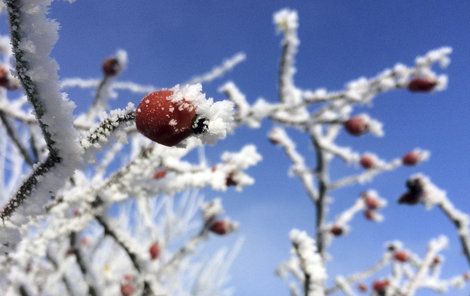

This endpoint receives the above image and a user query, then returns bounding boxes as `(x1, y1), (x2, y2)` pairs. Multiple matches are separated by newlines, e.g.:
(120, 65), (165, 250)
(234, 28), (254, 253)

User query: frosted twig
(1, 0), (81, 235)
(268, 127), (318, 202)
(326, 253), (390, 294)
(403, 236), (448, 296)
(328, 159), (402, 190)
(95, 215), (155, 295)
(188, 52), (246, 85)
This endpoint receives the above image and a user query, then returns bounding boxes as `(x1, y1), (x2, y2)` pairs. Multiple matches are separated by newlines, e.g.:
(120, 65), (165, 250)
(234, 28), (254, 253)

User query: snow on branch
(289, 229), (327, 296)
(0, 0), (81, 250)
(399, 174), (470, 265)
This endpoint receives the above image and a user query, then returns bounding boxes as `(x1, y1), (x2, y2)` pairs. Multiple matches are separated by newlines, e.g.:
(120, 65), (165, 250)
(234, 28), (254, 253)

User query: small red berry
(149, 242), (161, 260)
(136, 90), (198, 146)
(393, 251), (409, 262)
(372, 279), (389, 293)
(120, 283), (135, 296)
(0, 66), (19, 91)
(344, 116), (368, 136)
(402, 151), (421, 166)
(363, 194), (380, 210)
(209, 220), (234, 235)
(102, 58), (121, 77)
(153, 169), (166, 180)
(357, 283), (368, 293)
(408, 77), (437, 92)
(330, 225), (344, 236)
(360, 154), (375, 169)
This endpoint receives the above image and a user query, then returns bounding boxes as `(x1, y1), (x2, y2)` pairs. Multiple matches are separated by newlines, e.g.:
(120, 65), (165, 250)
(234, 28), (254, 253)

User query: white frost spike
(115, 49), (128, 71)
(201, 198), (224, 222)
(274, 9), (299, 32)
(169, 83), (235, 145)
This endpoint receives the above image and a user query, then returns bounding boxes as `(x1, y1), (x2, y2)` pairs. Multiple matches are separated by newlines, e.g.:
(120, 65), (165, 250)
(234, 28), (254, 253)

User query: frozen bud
(398, 177), (425, 205)
(102, 58), (121, 77)
(148, 242), (161, 260)
(357, 283), (368, 293)
(209, 220), (238, 235)
(225, 172), (238, 187)
(372, 279), (389, 295)
(393, 250), (409, 262)
(330, 225), (344, 237)
(408, 77), (437, 92)
(398, 192), (420, 205)
(431, 256), (442, 267)
(153, 169), (166, 180)
(120, 283), (135, 296)
(402, 149), (430, 166)
(136, 89), (197, 146)
(344, 116), (368, 136)
(359, 153), (377, 169)
(362, 191), (381, 210)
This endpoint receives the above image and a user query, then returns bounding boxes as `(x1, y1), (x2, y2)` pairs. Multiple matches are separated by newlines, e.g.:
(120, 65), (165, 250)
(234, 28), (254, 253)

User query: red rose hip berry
(120, 283), (135, 296)
(360, 154), (375, 169)
(393, 250), (409, 262)
(408, 77), (437, 92)
(344, 116), (368, 136)
(149, 242), (161, 260)
(209, 220), (236, 235)
(330, 225), (344, 236)
(102, 58), (121, 77)
(136, 90), (200, 146)
(402, 151), (423, 166)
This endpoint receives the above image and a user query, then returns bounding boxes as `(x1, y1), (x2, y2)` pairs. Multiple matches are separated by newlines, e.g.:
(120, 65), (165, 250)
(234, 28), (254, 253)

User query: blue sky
(47, 1), (470, 295)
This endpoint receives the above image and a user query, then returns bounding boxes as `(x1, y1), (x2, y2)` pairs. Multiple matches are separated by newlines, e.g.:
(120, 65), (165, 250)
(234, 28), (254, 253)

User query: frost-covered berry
(393, 250), (409, 262)
(209, 220), (237, 235)
(363, 193), (380, 210)
(372, 279), (389, 295)
(102, 58), (121, 77)
(120, 283), (135, 296)
(408, 77), (437, 92)
(360, 154), (376, 169)
(357, 283), (368, 293)
(344, 116), (368, 136)
(402, 150), (429, 166)
(149, 242), (161, 260)
(136, 90), (198, 146)
(0, 65), (19, 90)
(330, 225), (344, 236)
(153, 169), (166, 180)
